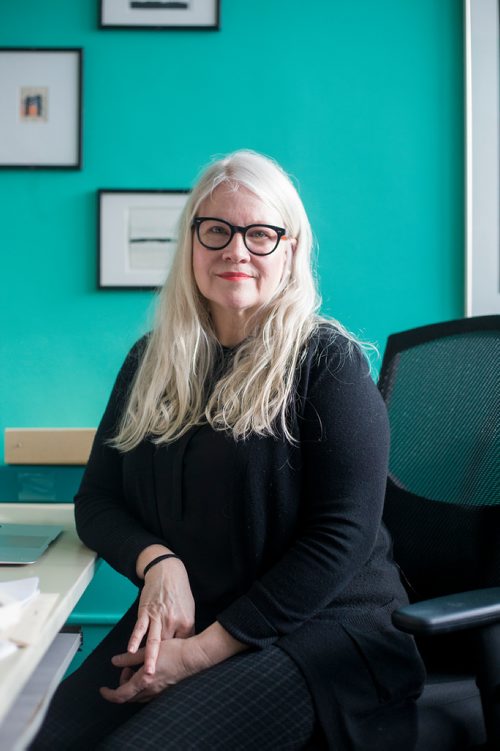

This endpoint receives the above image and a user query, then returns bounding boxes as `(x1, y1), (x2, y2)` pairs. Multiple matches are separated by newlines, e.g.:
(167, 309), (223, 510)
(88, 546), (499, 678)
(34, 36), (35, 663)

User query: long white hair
(112, 149), (349, 449)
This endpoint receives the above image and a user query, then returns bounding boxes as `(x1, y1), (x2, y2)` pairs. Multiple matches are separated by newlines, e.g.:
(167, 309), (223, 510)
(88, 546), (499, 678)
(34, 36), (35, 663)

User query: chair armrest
(393, 587), (500, 635)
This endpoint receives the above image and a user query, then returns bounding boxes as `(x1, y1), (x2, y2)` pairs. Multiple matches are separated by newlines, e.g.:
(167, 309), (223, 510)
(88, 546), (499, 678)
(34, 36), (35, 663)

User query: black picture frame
(98, 189), (190, 290)
(99, 0), (220, 30)
(0, 48), (83, 170)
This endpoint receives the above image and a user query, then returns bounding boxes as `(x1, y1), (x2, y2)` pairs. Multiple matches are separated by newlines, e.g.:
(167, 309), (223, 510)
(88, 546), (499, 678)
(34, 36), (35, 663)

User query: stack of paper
(0, 578), (40, 623)
(0, 590), (23, 630)
(0, 577), (40, 659)
(0, 639), (17, 660)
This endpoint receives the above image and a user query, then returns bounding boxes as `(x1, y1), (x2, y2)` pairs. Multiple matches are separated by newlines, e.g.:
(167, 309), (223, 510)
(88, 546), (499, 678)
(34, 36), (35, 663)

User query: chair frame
(378, 315), (500, 748)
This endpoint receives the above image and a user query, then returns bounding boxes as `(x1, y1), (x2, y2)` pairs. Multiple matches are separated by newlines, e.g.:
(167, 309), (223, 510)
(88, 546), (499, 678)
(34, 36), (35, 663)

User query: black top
(152, 344), (245, 630)
(154, 423), (242, 632)
(74, 327), (425, 750)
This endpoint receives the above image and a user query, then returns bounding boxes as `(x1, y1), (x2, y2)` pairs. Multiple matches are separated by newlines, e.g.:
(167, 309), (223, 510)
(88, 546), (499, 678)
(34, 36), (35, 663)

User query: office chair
(378, 315), (500, 751)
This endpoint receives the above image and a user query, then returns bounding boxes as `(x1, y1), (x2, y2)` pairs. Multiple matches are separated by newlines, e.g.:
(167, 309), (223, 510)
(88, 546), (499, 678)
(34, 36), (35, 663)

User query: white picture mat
(0, 51), (80, 166)
(465, 0), (500, 314)
(101, 0), (217, 26)
(128, 206), (181, 269)
(100, 192), (189, 287)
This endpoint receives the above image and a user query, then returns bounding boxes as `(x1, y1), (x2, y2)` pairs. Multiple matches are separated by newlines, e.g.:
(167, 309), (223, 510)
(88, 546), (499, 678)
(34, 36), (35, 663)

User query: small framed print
(0, 48), (82, 169)
(98, 190), (190, 290)
(100, 0), (220, 30)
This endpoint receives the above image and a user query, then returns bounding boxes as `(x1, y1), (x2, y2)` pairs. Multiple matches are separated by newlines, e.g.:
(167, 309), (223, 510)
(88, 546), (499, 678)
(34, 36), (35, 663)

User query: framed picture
(100, 0), (220, 30)
(0, 48), (82, 170)
(98, 189), (190, 289)
(465, 0), (500, 314)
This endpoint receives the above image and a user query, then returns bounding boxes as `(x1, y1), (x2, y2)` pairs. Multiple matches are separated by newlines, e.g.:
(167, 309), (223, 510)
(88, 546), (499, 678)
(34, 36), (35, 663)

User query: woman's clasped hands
(99, 636), (211, 704)
(100, 552), (206, 704)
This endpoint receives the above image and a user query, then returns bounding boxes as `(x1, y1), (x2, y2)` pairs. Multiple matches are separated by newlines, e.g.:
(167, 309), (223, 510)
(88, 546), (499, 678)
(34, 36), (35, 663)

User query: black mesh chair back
(379, 316), (500, 604)
(378, 315), (500, 750)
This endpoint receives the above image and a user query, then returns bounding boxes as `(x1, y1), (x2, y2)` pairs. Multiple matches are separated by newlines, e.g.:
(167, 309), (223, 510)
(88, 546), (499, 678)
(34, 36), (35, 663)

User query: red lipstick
(217, 272), (253, 281)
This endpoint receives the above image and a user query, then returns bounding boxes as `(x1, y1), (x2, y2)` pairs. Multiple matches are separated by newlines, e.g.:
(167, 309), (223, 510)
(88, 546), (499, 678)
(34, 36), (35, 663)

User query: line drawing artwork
(100, 0), (217, 30)
(128, 206), (178, 271)
(129, 2), (190, 9)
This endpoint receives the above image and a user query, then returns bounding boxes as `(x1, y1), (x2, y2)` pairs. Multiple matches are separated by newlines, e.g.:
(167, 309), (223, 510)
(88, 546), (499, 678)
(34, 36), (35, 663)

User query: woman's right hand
(128, 552), (195, 675)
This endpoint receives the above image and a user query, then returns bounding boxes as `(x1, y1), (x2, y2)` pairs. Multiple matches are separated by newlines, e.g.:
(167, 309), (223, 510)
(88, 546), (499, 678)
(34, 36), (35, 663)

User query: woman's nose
(221, 231), (250, 262)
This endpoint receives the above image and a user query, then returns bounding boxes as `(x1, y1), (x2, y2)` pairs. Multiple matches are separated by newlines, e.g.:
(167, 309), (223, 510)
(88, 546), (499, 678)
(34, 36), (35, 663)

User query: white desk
(0, 503), (96, 746)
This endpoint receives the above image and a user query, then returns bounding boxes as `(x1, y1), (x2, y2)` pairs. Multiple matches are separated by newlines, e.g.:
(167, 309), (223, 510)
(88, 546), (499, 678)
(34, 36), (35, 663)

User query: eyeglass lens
(197, 219), (280, 255)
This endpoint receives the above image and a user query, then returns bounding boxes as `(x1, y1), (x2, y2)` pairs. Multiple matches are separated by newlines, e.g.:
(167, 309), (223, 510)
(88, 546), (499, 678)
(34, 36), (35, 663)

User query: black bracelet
(143, 553), (181, 578)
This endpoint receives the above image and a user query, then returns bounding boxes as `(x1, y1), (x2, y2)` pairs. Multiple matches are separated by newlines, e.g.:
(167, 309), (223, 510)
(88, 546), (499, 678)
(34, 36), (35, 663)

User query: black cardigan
(74, 327), (425, 750)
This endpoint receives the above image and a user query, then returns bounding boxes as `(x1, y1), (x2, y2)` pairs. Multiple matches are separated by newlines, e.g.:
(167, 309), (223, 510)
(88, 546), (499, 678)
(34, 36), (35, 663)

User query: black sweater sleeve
(74, 338), (166, 585)
(216, 335), (390, 647)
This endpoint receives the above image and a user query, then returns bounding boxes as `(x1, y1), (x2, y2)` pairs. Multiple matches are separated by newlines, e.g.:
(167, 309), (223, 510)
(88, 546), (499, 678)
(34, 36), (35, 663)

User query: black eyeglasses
(192, 217), (288, 256)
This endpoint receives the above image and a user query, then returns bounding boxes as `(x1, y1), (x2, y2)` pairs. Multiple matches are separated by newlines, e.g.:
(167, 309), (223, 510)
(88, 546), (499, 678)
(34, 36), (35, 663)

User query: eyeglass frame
(191, 216), (289, 256)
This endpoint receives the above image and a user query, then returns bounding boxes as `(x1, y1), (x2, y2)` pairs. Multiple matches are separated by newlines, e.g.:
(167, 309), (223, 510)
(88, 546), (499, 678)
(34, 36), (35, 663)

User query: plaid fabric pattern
(98, 647), (315, 750)
(31, 606), (315, 751)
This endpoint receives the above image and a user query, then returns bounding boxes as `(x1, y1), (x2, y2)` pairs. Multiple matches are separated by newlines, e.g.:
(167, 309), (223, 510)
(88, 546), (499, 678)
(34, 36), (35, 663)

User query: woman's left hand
(100, 637), (210, 704)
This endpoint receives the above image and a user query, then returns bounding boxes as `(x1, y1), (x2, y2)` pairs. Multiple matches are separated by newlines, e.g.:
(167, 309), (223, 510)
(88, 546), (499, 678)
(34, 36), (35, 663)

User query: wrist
(182, 635), (213, 674)
(143, 553), (181, 578)
(136, 544), (174, 580)
(190, 621), (247, 670)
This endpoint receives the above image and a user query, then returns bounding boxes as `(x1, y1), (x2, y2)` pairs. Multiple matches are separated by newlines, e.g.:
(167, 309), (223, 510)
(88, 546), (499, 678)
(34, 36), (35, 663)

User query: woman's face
(192, 185), (295, 339)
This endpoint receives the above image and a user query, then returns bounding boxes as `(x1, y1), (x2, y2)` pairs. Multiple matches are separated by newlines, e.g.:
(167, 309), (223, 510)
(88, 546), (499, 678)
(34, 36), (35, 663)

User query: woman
(32, 150), (425, 750)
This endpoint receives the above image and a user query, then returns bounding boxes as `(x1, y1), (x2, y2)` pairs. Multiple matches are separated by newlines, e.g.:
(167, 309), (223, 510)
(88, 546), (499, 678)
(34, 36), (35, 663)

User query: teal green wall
(0, 0), (464, 464)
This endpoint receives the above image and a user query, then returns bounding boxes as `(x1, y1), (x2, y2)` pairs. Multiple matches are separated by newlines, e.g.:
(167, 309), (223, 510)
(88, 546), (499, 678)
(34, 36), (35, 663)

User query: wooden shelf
(4, 429), (96, 466)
